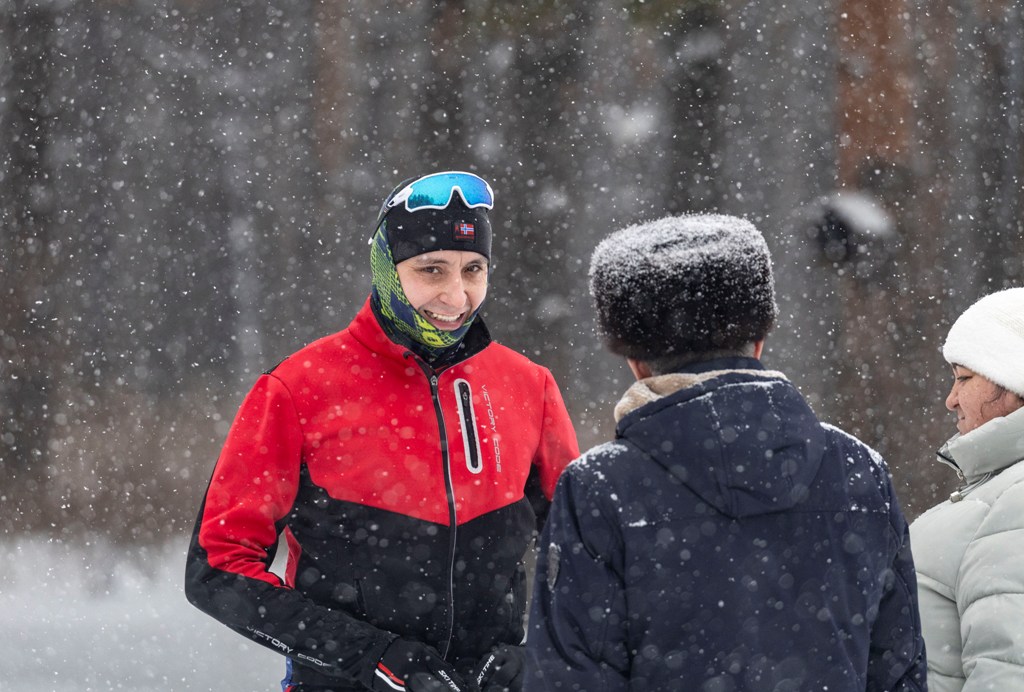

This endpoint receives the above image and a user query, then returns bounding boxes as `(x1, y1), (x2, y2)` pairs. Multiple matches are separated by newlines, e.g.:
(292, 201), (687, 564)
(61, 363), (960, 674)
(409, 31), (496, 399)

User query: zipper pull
(430, 375), (438, 389)
(949, 471), (994, 503)
(949, 468), (967, 502)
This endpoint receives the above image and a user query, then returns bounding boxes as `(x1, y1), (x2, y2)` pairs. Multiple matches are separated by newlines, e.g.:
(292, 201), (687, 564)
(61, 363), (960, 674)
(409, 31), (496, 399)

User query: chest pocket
(454, 378), (483, 474)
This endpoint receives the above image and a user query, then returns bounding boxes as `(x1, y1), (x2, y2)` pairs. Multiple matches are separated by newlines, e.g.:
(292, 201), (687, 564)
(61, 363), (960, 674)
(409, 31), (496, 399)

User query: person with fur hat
(910, 287), (1024, 691)
(524, 214), (927, 691)
(185, 171), (579, 692)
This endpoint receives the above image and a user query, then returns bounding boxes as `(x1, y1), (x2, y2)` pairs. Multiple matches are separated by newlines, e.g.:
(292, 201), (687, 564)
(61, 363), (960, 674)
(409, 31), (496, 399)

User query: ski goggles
(385, 171), (494, 213)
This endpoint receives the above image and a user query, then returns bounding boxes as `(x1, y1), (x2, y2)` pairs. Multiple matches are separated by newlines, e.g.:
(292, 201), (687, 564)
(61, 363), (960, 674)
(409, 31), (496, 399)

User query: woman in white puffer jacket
(910, 287), (1024, 691)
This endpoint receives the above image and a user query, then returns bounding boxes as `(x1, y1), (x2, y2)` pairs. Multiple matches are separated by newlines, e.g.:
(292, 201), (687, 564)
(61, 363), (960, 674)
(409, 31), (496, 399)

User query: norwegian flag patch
(453, 221), (476, 242)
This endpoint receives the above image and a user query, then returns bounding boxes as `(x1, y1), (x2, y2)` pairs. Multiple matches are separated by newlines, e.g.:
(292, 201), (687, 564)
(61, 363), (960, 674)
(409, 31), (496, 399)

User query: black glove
(373, 638), (471, 692)
(471, 644), (525, 692)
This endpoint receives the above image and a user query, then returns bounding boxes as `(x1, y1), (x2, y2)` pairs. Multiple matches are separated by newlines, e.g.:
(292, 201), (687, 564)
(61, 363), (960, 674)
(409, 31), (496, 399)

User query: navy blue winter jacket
(526, 358), (927, 691)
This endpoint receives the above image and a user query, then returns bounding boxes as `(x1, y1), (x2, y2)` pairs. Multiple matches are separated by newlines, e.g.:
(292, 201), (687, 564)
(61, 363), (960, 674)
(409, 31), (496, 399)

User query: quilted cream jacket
(910, 405), (1024, 691)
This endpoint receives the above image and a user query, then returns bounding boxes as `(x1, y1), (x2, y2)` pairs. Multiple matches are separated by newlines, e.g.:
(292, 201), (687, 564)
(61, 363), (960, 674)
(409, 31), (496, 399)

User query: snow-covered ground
(2, 536), (282, 692)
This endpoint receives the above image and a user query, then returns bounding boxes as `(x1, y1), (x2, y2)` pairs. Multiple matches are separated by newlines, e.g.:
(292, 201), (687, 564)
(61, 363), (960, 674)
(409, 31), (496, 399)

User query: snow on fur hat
(589, 213), (778, 361)
(942, 287), (1024, 396)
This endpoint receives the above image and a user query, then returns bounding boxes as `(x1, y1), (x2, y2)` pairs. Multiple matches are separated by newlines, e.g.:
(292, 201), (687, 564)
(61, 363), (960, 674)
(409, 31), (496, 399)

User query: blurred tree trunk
(310, 0), (479, 318)
(0, 2), (58, 521)
(891, 0), (1024, 513)
(474, 3), (597, 385)
(310, 0), (384, 322)
(654, 1), (728, 213)
(420, 1), (468, 166)
(943, 0), (1024, 290)
(716, 0), (841, 407)
(836, 0), (913, 185)
(830, 0), (946, 514)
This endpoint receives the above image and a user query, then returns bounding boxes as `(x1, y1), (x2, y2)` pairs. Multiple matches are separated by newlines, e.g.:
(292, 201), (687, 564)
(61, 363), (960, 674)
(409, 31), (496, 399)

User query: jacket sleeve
(184, 373), (393, 687)
(524, 461), (630, 691)
(958, 481), (1024, 690)
(866, 477), (928, 692)
(525, 369), (580, 526)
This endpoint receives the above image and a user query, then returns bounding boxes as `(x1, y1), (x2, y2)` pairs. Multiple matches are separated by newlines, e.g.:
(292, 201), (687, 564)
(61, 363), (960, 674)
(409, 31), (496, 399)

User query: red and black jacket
(185, 299), (579, 690)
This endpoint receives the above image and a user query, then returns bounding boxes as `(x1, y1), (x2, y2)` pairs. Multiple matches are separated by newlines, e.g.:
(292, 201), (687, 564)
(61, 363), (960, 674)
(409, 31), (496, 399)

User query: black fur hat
(588, 214), (777, 361)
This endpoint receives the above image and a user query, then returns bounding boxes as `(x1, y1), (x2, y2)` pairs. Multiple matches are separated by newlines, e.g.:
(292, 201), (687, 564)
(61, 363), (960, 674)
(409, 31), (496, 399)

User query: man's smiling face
(395, 250), (489, 331)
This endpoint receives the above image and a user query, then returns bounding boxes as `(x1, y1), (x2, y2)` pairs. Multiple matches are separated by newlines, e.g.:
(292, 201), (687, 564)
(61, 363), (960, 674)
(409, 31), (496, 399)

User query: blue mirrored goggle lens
(388, 171), (494, 212)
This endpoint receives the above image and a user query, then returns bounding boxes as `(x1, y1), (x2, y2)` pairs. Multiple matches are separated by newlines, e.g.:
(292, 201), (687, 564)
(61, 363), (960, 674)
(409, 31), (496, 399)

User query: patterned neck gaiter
(369, 223), (479, 360)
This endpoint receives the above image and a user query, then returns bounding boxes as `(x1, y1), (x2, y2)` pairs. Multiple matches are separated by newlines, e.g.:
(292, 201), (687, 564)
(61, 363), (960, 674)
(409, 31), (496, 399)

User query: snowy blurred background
(2, 1), (1021, 689)
(1, 538), (281, 690)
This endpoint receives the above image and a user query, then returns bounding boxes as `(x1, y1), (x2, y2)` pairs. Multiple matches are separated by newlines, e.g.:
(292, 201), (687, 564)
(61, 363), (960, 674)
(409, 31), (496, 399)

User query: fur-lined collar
(614, 368), (789, 423)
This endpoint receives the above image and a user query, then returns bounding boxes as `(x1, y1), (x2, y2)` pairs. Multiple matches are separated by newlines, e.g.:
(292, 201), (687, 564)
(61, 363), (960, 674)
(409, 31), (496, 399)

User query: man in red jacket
(185, 171), (579, 692)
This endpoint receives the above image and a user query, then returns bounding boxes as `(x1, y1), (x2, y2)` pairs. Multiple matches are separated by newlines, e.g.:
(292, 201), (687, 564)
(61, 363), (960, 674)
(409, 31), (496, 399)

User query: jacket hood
(614, 361), (826, 519)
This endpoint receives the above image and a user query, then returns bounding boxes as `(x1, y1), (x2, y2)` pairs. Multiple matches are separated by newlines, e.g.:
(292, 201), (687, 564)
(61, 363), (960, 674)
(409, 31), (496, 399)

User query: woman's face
(395, 250), (489, 331)
(945, 365), (1024, 435)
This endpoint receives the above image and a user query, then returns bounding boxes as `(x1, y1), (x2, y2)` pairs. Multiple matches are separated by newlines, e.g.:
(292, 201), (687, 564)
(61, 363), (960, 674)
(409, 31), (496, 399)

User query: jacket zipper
(410, 354), (458, 659)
